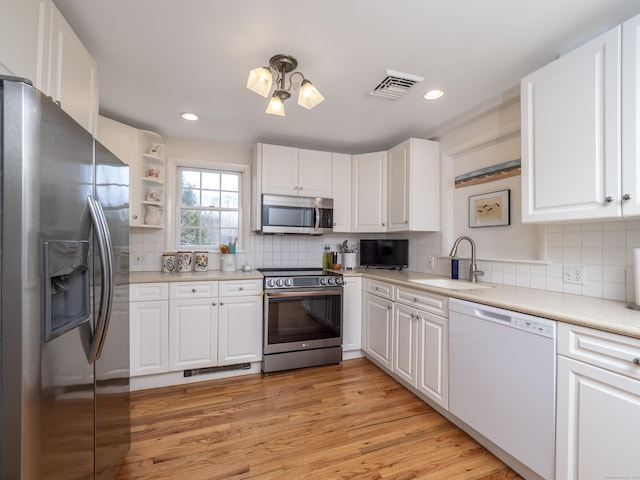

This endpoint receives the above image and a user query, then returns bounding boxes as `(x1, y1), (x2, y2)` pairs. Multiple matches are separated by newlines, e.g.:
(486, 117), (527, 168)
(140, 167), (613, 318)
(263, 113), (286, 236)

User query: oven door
(264, 288), (343, 354)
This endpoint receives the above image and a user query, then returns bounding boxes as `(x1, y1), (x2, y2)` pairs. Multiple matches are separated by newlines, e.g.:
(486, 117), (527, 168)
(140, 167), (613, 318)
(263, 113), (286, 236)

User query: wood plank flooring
(116, 358), (523, 480)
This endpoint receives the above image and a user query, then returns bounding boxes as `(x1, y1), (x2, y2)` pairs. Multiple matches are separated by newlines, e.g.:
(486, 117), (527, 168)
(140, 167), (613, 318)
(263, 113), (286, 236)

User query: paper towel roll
(634, 248), (640, 306)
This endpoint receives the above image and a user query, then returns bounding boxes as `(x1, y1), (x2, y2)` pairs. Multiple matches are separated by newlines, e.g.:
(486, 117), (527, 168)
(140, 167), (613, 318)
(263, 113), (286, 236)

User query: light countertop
(129, 268), (640, 339)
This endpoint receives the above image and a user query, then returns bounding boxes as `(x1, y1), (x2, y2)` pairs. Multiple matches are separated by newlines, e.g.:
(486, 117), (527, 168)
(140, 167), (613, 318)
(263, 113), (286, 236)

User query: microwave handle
(314, 204), (320, 232)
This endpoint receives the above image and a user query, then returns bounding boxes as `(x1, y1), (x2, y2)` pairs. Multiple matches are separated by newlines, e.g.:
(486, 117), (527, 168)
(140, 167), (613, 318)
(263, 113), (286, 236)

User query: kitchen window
(166, 158), (250, 251)
(178, 167), (239, 247)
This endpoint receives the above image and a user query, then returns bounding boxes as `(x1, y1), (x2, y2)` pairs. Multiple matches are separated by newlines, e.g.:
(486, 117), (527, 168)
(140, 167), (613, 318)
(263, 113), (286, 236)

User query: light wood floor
(116, 358), (523, 479)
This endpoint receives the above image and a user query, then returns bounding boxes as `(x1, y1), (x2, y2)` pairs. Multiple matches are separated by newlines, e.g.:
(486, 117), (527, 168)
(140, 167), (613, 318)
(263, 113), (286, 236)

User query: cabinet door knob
(382, 222), (386, 226)
(132, 214), (138, 219)
(604, 196), (614, 203)
(411, 313), (417, 318)
(220, 301), (224, 306)
(387, 305), (392, 310)
(622, 193), (632, 201)
(299, 186), (303, 191)
(212, 301), (217, 306)
(239, 286), (244, 291)
(633, 358), (640, 366)
(192, 288), (197, 293)
(294, 186), (298, 190)
(413, 297), (419, 302)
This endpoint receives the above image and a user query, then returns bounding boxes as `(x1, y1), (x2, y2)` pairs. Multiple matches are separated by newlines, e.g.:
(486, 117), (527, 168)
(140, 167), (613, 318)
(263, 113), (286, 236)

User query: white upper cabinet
(352, 151), (388, 232)
(331, 153), (352, 232)
(521, 25), (622, 222)
(387, 138), (440, 232)
(298, 148), (333, 197)
(0, 0), (40, 80)
(622, 13), (640, 216)
(258, 144), (332, 197)
(38, 0), (99, 135)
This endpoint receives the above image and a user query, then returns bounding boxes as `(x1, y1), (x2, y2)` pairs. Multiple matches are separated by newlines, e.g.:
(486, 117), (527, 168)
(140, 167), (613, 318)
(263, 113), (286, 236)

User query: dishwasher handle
(474, 307), (512, 324)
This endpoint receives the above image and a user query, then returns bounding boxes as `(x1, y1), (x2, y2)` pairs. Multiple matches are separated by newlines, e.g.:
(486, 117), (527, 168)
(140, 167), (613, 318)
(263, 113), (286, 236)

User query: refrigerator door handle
(87, 196), (115, 363)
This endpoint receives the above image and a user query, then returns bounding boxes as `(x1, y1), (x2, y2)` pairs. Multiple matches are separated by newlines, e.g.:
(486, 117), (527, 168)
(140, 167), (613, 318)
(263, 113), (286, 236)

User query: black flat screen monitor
(359, 239), (409, 269)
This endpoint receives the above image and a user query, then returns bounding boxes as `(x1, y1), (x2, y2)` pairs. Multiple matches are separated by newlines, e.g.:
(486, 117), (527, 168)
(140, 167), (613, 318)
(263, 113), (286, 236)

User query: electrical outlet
(133, 253), (146, 265)
(563, 265), (584, 285)
(428, 256), (436, 269)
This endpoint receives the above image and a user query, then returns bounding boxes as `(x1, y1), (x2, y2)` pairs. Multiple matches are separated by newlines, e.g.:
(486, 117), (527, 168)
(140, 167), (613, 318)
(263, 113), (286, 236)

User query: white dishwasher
(449, 298), (556, 480)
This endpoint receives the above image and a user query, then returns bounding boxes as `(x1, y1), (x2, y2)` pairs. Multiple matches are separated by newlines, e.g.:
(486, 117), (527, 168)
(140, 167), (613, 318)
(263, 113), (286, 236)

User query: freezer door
(1, 81), (94, 480)
(93, 140), (130, 480)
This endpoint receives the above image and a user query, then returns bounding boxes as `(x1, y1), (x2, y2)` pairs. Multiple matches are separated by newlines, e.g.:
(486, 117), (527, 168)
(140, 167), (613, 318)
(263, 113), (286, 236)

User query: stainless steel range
(259, 268), (344, 373)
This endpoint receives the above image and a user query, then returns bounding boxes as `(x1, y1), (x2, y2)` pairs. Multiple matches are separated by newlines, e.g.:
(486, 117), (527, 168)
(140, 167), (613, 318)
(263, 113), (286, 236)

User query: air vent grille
(368, 70), (424, 100)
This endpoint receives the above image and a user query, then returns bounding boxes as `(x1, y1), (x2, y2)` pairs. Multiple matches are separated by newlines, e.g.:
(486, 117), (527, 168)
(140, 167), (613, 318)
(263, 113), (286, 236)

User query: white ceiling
(54, 0), (640, 154)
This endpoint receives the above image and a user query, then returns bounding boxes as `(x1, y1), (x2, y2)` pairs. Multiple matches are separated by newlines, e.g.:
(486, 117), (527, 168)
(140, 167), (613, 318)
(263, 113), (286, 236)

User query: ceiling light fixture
(423, 89), (444, 100)
(247, 54), (324, 116)
(181, 112), (199, 121)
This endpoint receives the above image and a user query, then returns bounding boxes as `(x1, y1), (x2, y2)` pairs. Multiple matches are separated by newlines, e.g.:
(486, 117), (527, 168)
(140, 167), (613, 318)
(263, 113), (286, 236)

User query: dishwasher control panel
(512, 318), (555, 338)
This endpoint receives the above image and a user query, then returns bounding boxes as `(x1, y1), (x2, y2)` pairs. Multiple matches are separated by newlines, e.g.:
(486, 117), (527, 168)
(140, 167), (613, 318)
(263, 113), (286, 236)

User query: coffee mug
(149, 144), (161, 155)
(147, 167), (159, 178)
(177, 251), (193, 272)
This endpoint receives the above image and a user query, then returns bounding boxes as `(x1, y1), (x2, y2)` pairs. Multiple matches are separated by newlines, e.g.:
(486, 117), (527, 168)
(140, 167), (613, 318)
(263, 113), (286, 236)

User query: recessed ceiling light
(181, 112), (199, 121)
(423, 89), (444, 100)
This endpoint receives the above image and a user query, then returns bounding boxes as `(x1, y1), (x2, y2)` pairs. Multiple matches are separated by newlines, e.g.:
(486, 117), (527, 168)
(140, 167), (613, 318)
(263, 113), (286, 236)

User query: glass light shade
(246, 67), (273, 97)
(297, 80), (325, 109)
(265, 95), (285, 116)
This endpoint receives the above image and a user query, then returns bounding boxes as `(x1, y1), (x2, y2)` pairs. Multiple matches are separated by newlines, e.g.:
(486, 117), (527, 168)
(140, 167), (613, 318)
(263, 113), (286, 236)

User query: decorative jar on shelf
(144, 205), (162, 225)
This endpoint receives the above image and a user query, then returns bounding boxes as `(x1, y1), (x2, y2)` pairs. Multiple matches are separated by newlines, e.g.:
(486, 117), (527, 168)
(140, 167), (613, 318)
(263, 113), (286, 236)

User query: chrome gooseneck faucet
(449, 236), (484, 283)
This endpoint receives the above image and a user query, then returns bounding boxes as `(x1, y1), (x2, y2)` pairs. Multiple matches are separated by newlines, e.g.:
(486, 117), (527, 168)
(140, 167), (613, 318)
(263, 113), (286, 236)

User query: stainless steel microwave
(260, 194), (333, 234)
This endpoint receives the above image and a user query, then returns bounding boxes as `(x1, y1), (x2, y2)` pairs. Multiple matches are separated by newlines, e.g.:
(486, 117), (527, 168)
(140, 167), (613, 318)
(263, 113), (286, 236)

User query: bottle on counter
(451, 257), (459, 280)
(323, 245), (333, 270)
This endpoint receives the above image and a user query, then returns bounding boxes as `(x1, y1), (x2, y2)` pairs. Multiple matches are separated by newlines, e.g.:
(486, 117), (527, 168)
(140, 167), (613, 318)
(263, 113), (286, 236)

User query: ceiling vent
(367, 70), (424, 100)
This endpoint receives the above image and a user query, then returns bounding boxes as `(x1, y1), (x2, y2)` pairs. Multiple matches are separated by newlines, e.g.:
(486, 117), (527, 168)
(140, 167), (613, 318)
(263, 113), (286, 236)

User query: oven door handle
(314, 204), (320, 232)
(266, 289), (342, 298)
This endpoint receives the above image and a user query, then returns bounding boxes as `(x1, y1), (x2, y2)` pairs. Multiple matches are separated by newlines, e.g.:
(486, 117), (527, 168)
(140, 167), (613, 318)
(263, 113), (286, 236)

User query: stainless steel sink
(408, 278), (493, 290)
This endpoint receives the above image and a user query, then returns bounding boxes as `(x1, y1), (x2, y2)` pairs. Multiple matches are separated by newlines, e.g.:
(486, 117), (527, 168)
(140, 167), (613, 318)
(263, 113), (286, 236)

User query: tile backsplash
(130, 219), (640, 303)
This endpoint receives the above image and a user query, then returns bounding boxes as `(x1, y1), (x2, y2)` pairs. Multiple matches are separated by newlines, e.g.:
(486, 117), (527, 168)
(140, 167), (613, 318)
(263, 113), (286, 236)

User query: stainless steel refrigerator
(0, 76), (130, 479)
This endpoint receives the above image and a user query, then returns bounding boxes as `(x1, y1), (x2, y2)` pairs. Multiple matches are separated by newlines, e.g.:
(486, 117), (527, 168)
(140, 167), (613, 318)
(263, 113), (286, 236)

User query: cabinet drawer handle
(633, 358), (640, 367)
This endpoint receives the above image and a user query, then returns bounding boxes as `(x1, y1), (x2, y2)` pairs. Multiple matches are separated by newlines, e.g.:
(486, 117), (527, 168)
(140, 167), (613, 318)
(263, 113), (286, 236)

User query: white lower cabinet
(363, 290), (394, 371)
(169, 297), (218, 371)
(131, 280), (262, 381)
(342, 276), (362, 352)
(393, 286), (448, 409)
(130, 283), (169, 377)
(218, 294), (262, 365)
(393, 303), (419, 386)
(556, 322), (640, 479)
(416, 310), (448, 409)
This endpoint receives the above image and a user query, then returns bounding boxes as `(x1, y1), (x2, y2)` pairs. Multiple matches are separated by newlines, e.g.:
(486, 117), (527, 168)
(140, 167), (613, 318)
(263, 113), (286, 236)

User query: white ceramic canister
(220, 254), (236, 272)
(161, 252), (176, 273)
(194, 251), (209, 272)
(176, 251), (193, 272)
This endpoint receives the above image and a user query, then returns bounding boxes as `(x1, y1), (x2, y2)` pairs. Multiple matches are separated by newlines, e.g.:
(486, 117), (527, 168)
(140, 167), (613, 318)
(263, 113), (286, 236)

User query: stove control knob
(284, 278), (293, 287)
(335, 277), (344, 286)
(266, 279), (276, 288)
(276, 279), (285, 287)
(328, 277), (335, 285)
(320, 277), (328, 285)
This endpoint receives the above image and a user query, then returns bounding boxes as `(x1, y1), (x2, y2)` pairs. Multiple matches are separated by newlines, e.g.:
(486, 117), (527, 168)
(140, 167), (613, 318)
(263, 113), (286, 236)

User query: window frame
(165, 157), (250, 252)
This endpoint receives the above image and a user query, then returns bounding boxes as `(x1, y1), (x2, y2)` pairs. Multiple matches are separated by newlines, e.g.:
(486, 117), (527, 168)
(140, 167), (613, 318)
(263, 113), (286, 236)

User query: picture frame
(469, 189), (510, 228)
